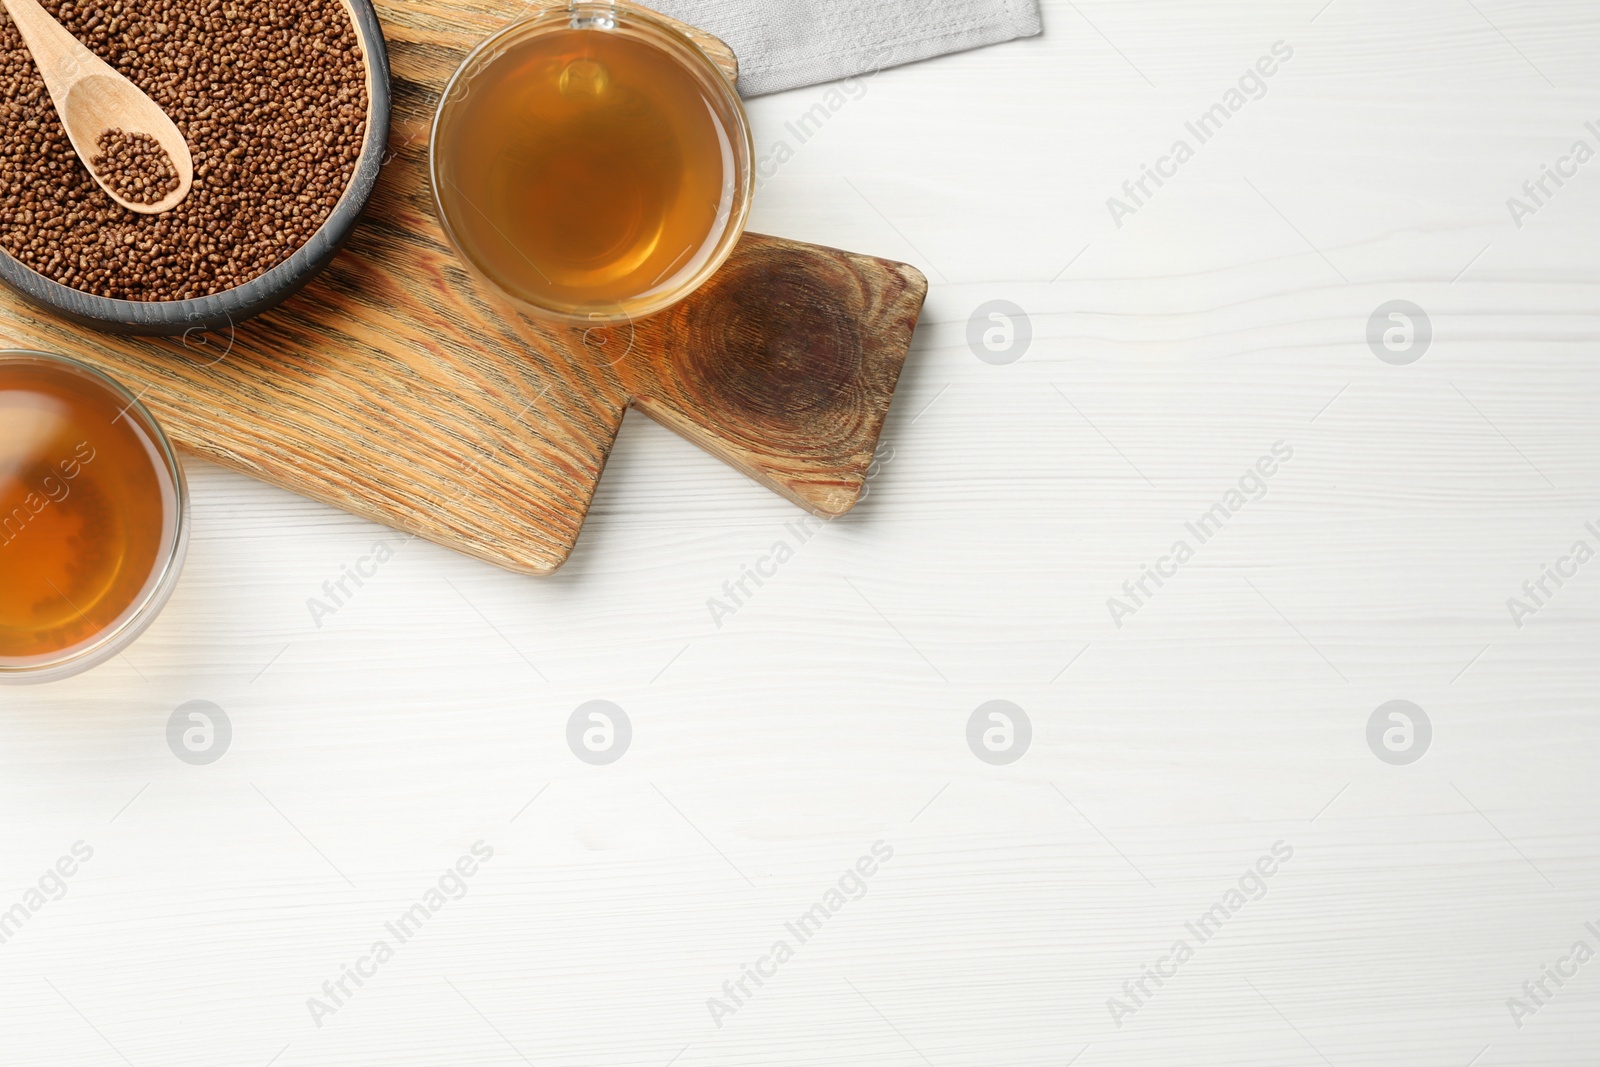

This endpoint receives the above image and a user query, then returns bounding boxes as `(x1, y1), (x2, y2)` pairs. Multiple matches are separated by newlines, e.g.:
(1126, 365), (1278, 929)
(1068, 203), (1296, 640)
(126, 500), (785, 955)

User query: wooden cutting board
(0, 0), (927, 575)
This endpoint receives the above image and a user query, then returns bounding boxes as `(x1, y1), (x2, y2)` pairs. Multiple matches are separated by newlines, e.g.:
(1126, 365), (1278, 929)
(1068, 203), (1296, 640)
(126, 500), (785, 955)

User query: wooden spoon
(1, 0), (192, 214)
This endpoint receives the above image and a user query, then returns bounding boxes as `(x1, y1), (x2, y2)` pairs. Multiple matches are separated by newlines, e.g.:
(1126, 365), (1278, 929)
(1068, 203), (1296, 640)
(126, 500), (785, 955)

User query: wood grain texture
(0, 0), (927, 574)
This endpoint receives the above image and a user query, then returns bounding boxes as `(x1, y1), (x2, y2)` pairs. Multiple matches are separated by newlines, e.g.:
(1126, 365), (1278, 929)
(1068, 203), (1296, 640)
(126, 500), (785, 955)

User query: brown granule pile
(89, 128), (179, 206)
(0, 0), (368, 301)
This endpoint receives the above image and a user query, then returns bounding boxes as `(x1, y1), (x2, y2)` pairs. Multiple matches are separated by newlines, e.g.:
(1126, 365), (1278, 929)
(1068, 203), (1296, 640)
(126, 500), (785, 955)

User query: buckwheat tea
(0, 356), (177, 664)
(433, 24), (740, 320)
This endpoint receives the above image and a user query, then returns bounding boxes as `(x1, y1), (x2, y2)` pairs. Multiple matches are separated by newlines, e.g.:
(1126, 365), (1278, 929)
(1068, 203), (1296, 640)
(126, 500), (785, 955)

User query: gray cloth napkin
(647, 0), (1042, 96)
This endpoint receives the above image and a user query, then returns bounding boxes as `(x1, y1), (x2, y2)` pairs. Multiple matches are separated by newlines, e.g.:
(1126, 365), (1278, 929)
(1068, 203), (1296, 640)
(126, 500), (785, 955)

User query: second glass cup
(430, 3), (754, 326)
(0, 351), (188, 684)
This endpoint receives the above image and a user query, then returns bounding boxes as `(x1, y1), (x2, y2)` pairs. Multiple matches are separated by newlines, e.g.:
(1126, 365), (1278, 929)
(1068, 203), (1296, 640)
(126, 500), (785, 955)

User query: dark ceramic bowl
(0, 0), (391, 336)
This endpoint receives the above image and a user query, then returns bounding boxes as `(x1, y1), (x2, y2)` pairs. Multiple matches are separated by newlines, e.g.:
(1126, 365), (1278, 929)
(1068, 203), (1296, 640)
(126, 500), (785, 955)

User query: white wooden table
(5, 1), (1599, 1064)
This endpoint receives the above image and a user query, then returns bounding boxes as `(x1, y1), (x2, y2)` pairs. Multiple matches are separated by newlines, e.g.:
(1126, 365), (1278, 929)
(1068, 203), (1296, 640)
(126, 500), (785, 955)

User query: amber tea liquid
(434, 24), (741, 320)
(0, 358), (177, 667)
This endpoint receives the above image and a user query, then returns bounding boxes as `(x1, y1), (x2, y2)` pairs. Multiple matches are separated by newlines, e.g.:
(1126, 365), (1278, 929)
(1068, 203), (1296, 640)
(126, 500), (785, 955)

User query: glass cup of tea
(429, 2), (754, 326)
(0, 351), (189, 683)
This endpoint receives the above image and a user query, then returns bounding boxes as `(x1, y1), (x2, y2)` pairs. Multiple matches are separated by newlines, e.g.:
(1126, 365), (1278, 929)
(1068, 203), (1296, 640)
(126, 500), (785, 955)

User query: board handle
(620, 233), (927, 517)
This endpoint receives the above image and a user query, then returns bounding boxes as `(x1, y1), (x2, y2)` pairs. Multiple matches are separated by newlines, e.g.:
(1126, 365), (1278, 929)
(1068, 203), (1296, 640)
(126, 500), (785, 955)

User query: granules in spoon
(88, 128), (179, 206)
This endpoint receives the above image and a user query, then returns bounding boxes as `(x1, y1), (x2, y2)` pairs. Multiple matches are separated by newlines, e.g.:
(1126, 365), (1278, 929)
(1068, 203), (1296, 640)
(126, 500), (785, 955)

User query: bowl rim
(0, 0), (393, 336)
(0, 349), (190, 684)
(428, 0), (756, 327)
